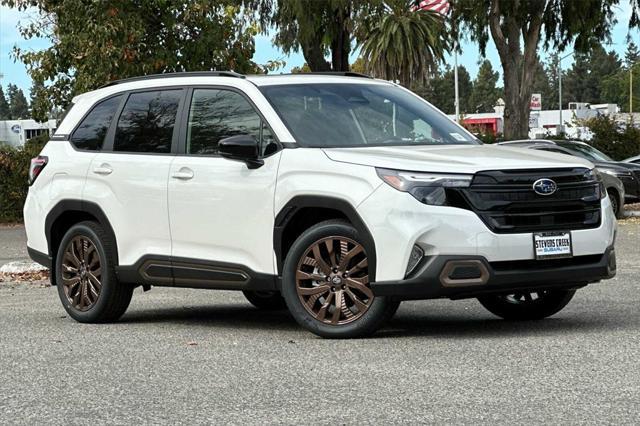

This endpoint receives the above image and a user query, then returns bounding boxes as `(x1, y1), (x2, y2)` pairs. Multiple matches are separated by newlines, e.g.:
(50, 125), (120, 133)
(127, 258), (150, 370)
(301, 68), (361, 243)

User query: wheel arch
(45, 200), (119, 268)
(273, 196), (376, 278)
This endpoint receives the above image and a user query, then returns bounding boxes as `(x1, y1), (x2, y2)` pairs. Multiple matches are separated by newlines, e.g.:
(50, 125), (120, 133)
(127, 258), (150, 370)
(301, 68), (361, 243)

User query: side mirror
(218, 135), (264, 169)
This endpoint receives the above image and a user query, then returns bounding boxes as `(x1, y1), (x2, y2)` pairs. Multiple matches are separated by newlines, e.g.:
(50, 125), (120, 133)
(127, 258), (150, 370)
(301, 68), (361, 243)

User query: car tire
(477, 289), (576, 321)
(281, 219), (396, 339)
(242, 290), (286, 310)
(55, 221), (133, 323)
(607, 188), (623, 219)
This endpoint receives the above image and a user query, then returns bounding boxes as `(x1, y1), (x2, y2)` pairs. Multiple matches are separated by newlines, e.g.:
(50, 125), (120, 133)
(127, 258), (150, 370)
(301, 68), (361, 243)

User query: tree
(564, 46), (621, 105)
(29, 79), (48, 122)
(452, 0), (626, 139)
(357, 0), (449, 86)
(3, 0), (261, 121)
(625, 41), (640, 67)
(414, 65), (472, 114)
(469, 60), (500, 113)
(249, 0), (367, 72)
(7, 84), (29, 119)
(0, 86), (9, 120)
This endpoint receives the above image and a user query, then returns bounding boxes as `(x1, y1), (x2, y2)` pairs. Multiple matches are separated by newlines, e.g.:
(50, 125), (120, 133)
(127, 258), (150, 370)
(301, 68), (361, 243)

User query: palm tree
(357, 0), (450, 87)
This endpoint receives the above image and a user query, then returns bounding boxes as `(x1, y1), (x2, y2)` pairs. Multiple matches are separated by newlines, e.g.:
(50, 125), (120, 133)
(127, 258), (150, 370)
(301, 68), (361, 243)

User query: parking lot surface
(0, 222), (639, 424)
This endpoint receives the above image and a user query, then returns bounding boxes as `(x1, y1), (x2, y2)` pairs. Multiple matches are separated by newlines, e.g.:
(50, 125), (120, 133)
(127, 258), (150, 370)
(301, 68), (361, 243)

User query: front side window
(260, 83), (480, 148)
(113, 90), (182, 153)
(187, 89), (276, 156)
(70, 95), (122, 150)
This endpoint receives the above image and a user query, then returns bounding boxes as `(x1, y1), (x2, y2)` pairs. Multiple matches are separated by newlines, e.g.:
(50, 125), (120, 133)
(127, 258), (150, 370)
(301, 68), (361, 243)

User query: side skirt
(115, 255), (278, 292)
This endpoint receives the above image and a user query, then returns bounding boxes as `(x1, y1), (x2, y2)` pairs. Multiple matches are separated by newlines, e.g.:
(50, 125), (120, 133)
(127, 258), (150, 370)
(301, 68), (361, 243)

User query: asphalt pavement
(0, 222), (639, 424)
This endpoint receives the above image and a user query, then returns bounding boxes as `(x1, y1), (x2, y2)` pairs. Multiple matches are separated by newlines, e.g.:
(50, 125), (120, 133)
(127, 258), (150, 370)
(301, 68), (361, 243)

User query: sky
(1, 3), (639, 97)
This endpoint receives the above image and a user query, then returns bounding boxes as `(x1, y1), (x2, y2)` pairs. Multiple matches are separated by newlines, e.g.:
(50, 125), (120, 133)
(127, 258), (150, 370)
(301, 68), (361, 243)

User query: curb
(0, 261), (48, 274)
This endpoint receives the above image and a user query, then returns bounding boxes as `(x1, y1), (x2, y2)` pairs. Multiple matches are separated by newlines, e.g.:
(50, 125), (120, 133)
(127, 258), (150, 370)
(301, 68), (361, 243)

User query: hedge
(0, 134), (49, 223)
(583, 116), (640, 161)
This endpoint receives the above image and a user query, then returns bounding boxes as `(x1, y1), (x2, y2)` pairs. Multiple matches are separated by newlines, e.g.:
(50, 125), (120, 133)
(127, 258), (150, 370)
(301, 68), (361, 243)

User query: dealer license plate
(533, 232), (573, 260)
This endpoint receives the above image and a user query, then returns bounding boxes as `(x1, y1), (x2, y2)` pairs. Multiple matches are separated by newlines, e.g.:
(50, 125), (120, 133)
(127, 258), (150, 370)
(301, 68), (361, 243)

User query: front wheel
(281, 220), (397, 339)
(478, 289), (576, 321)
(607, 188), (623, 219)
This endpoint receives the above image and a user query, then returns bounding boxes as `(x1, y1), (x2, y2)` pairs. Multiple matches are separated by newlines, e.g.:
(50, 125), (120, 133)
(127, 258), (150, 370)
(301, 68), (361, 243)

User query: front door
(167, 88), (281, 284)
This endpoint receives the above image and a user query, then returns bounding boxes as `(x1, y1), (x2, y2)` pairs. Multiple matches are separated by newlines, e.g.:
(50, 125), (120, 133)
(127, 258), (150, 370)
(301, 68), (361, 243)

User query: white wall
(0, 119), (57, 148)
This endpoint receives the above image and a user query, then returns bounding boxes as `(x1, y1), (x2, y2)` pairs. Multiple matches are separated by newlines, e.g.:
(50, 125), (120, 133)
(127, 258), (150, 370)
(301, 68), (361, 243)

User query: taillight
(28, 156), (48, 185)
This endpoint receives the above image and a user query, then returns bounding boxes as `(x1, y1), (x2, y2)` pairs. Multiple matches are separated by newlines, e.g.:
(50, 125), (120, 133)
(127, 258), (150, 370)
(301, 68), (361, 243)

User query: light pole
(557, 51), (574, 135)
(631, 62), (638, 114)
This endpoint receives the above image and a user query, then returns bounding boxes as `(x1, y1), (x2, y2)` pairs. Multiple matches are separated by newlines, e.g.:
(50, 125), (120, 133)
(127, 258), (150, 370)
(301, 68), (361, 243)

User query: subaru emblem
(532, 178), (557, 196)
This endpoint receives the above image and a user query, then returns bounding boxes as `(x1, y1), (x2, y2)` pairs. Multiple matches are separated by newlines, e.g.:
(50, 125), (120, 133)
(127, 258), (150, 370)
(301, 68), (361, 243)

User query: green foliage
(357, 0), (449, 87)
(469, 60), (501, 113)
(451, 0), (622, 139)
(413, 65), (473, 114)
(4, 0), (261, 122)
(0, 134), (49, 223)
(249, 0), (366, 72)
(0, 86), (10, 120)
(564, 45), (621, 106)
(584, 115), (640, 160)
(6, 84), (30, 119)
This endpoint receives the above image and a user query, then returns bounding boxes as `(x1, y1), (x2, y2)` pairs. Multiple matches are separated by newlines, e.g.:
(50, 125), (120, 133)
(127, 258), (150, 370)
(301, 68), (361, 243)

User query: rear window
(113, 90), (182, 153)
(70, 96), (122, 151)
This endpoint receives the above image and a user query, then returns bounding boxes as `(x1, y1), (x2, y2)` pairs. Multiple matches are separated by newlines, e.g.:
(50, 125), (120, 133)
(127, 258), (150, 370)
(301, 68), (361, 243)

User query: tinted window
(70, 96), (122, 150)
(260, 83), (480, 148)
(114, 90), (181, 153)
(187, 89), (276, 156)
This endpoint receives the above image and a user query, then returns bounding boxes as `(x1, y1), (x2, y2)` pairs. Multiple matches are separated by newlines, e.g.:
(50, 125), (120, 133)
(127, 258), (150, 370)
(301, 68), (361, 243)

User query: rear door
(167, 87), (281, 282)
(83, 88), (185, 267)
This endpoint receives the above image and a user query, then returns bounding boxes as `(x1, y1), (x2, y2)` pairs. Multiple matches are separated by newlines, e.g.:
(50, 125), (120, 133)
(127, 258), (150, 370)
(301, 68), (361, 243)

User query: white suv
(24, 72), (617, 338)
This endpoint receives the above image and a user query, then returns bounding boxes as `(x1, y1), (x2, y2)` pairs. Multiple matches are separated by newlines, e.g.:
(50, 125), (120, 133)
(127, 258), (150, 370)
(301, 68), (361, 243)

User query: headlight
(376, 168), (473, 205)
(592, 168), (606, 199)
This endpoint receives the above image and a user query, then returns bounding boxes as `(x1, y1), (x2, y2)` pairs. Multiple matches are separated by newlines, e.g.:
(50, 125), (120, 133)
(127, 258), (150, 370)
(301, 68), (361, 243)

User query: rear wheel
(242, 290), (286, 310)
(55, 221), (133, 323)
(478, 289), (576, 321)
(281, 220), (396, 339)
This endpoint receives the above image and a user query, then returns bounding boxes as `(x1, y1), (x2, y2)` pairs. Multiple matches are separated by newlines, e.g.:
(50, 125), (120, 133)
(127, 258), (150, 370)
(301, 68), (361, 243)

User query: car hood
(594, 161), (640, 172)
(322, 144), (594, 174)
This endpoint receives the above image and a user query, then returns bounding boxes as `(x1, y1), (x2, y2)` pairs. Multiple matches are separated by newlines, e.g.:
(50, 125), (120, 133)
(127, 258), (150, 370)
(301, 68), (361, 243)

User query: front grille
(453, 168), (602, 233)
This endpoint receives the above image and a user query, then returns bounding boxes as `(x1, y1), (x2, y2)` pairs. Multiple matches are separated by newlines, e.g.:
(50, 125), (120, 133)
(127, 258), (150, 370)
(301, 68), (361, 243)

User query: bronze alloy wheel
(61, 235), (102, 312)
(295, 236), (372, 325)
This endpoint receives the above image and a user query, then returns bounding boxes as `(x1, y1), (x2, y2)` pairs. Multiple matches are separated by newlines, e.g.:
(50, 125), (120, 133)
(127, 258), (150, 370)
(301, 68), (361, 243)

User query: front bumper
(357, 183), (617, 281)
(371, 247), (616, 300)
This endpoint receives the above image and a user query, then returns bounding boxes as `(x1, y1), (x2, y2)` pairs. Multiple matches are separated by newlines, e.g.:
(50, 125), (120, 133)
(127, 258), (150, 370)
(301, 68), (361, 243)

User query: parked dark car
(624, 155), (640, 165)
(499, 139), (636, 218)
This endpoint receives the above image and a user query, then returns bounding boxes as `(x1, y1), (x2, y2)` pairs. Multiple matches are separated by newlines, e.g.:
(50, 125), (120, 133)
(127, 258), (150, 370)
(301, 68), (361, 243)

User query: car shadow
(120, 304), (300, 332)
(117, 302), (630, 339)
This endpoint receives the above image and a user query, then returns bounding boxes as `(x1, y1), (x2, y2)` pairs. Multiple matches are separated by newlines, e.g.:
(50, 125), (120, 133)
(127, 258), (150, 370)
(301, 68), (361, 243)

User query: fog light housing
(405, 245), (424, 277)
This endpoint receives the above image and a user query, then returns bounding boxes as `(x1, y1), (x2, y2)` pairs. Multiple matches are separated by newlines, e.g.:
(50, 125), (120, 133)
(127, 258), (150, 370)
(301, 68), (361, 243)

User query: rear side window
(113, 90), (182, 153)
(70, 95), (122, 150)
(187, 89), (276, 156)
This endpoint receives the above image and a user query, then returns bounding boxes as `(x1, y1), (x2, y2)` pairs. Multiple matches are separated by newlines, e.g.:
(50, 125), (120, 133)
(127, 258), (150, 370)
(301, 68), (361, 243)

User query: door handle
(171, 167), (194, 180)
(93, 164), (113, 175)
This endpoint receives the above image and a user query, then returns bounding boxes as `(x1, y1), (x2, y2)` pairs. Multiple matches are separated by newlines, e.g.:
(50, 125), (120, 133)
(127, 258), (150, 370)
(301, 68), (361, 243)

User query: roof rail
(100, 71), (245, 88)
(297, 72), (373, 79)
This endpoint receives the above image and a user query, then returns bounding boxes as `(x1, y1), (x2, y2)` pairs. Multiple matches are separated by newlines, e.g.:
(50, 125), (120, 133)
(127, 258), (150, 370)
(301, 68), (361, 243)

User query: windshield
(556, 141), (613, 162)
(260, 83), (480, 148)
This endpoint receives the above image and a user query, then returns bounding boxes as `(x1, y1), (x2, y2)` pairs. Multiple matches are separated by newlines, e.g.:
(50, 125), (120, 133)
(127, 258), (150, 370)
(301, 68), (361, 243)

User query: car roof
(71, 72), (393, 105)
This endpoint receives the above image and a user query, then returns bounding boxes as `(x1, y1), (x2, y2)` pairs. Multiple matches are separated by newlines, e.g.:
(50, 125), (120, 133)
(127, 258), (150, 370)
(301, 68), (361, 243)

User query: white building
(450, 101), (619, 140)
(0, 119), (57, 147)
